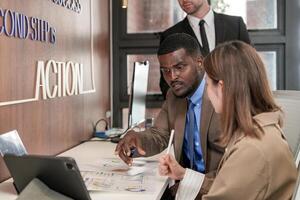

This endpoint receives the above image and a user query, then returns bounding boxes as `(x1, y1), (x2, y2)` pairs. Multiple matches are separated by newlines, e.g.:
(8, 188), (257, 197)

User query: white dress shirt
(176, 169), (205, 200)
(187, 8), (215, 52)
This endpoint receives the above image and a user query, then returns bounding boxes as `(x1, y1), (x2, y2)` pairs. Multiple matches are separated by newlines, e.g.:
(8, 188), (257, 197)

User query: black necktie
(199, 20), (210, 56)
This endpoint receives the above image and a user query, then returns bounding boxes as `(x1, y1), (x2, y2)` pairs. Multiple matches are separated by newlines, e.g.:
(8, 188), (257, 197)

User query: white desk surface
(0, 140), (168, 200)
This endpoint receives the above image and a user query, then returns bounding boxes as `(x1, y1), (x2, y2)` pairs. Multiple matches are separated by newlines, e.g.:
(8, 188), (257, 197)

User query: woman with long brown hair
(159, 41), (297, 200)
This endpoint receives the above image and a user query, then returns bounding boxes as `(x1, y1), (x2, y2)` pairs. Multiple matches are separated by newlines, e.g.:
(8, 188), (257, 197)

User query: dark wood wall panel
(0, 0), (110, 182)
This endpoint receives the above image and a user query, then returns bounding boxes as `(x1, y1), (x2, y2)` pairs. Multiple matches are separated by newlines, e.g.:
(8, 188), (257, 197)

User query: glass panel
(127, 0), (185, 33)
(127, 54), (161, 94)
(122, 108), (161, 129)
(258, 51), (277, 90)
(211, 0), (277, 30)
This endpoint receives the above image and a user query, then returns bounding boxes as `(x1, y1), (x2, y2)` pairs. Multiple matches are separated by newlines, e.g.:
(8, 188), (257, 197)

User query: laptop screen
(0, 130), (27, 156)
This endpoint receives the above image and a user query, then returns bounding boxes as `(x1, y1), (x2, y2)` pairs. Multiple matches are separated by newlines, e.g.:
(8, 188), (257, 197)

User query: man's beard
(172, 86), (192, 98)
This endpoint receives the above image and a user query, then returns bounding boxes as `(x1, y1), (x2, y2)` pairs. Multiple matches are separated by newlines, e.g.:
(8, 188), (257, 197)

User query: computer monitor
(109, 60), (149, 143)
(128, 61), (149, 128)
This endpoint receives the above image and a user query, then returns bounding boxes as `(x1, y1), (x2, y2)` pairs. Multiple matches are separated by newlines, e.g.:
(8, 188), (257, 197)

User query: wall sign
(0, 0), (95, 107)
(0, 8), (56, 44)
(35, 59), (95, 99)
(0, 59), (96, 107)
(49, 0), (82, 14)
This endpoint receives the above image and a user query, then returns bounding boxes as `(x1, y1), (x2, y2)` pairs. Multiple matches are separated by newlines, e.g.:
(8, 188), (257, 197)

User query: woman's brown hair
(203, 41), (280, 144)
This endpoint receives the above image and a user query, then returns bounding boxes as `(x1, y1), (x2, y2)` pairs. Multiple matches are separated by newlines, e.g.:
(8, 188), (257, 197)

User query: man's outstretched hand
(114, 131), (146, 165)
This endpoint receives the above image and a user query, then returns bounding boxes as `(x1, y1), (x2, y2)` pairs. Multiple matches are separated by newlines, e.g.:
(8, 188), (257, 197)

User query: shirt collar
(253, 110), (283, 128)
(188, 78), (206, 105)
(227, 110), (284, 149)
(203, 8), (214, 28)
(187, 8), (214, 29)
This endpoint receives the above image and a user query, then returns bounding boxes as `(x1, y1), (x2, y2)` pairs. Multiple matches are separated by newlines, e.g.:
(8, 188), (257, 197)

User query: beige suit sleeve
(138, 99), (171, 156)
(202, 142), (269, 200)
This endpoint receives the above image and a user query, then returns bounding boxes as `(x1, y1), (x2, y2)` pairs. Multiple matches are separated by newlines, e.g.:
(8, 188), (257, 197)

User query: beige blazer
(138, 89), (223, 194)
(201, 111), (298, 200)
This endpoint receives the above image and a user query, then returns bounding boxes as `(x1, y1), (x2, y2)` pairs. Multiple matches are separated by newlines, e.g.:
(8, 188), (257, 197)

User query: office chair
(293, 144), (300, 200)
(292, 180), (300, 200)
(273, 91), (300, 159)
(273, 90), (300, 200)
(273, 91), (300, 200)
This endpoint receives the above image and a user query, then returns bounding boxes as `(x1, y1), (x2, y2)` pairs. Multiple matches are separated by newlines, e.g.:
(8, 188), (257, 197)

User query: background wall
(0, 0), (110, 182)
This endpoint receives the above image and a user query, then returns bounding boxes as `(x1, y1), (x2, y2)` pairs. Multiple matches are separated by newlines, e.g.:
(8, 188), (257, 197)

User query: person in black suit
(159, 0), (251, 99)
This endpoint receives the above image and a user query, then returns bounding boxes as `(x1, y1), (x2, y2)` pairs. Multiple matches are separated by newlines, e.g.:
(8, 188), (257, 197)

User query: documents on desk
(0, 141), (169, 200)
(79, 158), (157, 193)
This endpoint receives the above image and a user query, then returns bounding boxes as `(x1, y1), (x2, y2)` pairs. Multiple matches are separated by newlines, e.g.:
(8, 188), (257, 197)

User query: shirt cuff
(175, 168), (205, 200)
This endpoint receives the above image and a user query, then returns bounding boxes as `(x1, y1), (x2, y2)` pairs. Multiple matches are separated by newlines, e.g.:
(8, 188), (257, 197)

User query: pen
(129, 147), (138, 158)
(166, 129), (175, 154)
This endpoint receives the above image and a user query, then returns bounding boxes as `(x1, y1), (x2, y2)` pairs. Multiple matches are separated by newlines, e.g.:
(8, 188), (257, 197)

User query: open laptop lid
(0, 130), (27, 156)
(3, 154), (91, 200)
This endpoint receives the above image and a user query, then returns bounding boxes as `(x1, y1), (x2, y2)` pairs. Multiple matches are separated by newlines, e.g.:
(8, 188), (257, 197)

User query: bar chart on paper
(79, 158), (157, 193)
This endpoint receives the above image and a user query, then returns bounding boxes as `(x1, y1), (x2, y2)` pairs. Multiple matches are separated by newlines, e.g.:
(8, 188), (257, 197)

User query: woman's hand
(159, 154), (186, 180)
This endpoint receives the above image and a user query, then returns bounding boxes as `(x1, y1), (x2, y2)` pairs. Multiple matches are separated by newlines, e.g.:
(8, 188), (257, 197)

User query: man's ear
(196, 56), (204, 71)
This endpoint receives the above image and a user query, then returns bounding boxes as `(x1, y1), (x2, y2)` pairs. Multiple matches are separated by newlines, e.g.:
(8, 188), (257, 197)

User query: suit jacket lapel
(214, 12), (225, 45)
(200, 87), (214, 168)
(174, 98), (188, 161)
(183, 17), (209, 55)
(182, 17), (201, 47)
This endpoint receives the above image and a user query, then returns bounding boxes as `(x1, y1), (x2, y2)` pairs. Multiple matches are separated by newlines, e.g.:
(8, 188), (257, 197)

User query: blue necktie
(188, 100), (196, 169)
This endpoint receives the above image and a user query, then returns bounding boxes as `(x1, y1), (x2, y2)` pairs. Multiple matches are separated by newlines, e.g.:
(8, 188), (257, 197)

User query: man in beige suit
(115, 33), (224, 197)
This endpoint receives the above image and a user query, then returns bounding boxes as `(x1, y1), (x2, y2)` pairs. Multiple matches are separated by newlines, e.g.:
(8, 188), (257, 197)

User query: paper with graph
(79, 158), (157, 193)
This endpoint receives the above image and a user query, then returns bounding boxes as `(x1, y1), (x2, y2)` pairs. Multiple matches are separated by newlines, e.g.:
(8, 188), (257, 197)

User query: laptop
(3, 154), (91, 200)
(0, 130), (27, 156)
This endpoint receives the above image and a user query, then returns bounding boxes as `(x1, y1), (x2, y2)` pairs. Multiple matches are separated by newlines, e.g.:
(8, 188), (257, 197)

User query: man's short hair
(158, 33), (201, 57)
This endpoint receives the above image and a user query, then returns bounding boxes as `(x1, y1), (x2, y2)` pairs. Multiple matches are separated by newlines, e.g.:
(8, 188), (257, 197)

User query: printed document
(79, 158), (157, 193)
